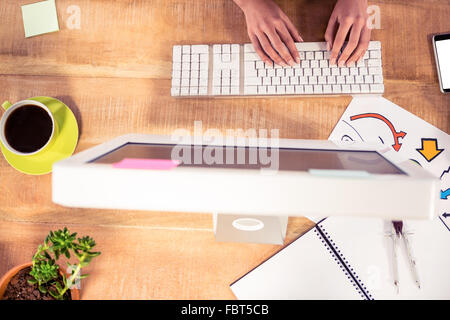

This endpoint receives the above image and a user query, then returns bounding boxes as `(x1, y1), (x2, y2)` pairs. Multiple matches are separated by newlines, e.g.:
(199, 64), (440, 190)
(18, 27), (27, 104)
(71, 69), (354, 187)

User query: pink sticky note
(113, 158), (180, 170)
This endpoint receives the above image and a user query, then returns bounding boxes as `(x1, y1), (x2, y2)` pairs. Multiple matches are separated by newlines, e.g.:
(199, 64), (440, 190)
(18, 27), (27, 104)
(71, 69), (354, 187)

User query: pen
(392, 220), (421, 292)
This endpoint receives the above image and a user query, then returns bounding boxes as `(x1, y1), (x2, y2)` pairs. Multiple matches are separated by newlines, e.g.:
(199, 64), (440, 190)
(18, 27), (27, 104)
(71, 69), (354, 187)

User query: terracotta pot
(0, 262), (80, 300)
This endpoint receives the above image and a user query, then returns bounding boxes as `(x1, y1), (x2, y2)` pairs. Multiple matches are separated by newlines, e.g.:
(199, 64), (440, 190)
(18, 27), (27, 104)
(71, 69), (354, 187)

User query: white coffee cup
(0, 100), (58, 156)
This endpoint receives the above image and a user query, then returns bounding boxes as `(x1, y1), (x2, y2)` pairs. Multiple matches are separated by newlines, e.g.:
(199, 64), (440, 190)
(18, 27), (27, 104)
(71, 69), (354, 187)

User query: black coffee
(4, 105), (53, 153)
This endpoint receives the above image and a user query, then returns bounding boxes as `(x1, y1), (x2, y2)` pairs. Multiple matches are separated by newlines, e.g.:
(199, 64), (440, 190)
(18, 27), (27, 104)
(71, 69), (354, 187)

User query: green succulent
(28, 227), (101, 300)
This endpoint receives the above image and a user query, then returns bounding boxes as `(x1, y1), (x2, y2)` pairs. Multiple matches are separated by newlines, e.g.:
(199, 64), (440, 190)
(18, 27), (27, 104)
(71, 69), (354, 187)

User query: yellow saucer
(0, 97), (79, 175)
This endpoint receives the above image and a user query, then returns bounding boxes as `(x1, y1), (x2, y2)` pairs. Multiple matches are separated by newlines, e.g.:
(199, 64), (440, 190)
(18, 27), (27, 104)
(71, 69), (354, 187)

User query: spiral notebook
(230, 216), (450, 300)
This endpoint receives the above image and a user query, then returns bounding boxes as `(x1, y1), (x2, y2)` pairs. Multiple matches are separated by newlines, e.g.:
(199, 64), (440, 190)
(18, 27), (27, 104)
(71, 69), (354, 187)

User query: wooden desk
(0, 0), (448, 299)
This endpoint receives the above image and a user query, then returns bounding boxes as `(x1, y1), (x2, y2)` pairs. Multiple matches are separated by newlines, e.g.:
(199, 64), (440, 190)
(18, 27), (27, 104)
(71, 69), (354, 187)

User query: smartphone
(433, 33), (450, 93)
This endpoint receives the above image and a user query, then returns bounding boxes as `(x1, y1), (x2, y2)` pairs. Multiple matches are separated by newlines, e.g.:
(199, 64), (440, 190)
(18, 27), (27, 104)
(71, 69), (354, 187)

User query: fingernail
(289, 60), (295, 67)
(338, 60), (344, 67)
(296, 57), (300, 64)
(326, 42), (331, 51)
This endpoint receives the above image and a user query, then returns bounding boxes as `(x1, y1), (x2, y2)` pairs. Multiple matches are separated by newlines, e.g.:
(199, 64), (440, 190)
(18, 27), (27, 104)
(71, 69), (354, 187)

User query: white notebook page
(230, 224), (364, 300)
(320, 216), (450, 299)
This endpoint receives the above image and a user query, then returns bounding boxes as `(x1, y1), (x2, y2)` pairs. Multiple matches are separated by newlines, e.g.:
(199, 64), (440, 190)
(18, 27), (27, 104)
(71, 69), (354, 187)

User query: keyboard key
(368, 41), (381, 50)
(173, 46), (182, 62)
(306, 52), (314, 60)
(304, 85), (313, 94)
(341, 84), (351, 93)
(244, 52), (260, 61)
(309, 76), (318, 84)
(190, 78), (199, 86)
(327, 76), (336, 84)
(267, 85), (276, 94)
(340, 67), (349, 76)
(189, 87), (198, 95)
(272, 77), (281, 85)
(212, 86), (221, 95)
(171, 87), (180, 96)
(370, 84), (384, 93)
(231, 44), (240, 53)
(332, 85), (341, 93)
(304, 68), (312, 76)
(294, 69), (303, 76)
(222, 53), (231, 63)
(222, 44), (230, 54)
(262, 77), (271, 85)
(320, 60), (328, 68)
(295, 85), (304, 94)
(199, 87), (208, 95)
(222, 86), (230, 95)
(315, 51), (323, 60)
(310, 60), (319, 68)
(286, 85), (295, 94)
(231, 86), (239, 95)
(369, 67), (382, 75)
(368, 59), (382, 67)
(258, 85), (267, 94)
(191, 62), (200, 70)
(301, 60), (310, 68)
(173, 62), (181, 70)
(374, 75), (383, 83)
(276, 85), (286, 94)
(244, 86), (258, 95)
(281, 77), (290, 85)
(213, 44), (221, 54)
(290, 76), (299, 85)
(359, 67), (368, 75)
(299, 76), (308, 85)
(370, 50), (381, 59)
(192, 45), (208, 54)
(244, 77), (261, 86)
(182, 45), (191, 54)
(313, 68), (322, 76)
(345, 75), (355, 84)
(360, 84), (370, 93)
(313, 85), (323, 93)
(331, 68), (340, 76)
(256, 61), (265, 69)
(364, 75), (374, 84)
(336, 76), (345, 84)
(322, 68), (331, 76)
(276, 69), (284, 77)
(181, 87), (190, 95)
(181, 78), (190, 86)
(285, 68), (294, 77)
(323, 84), (332, 93)
(351, 84), (360, 93)
(318, 76), (327, 84)
(355, 75), (364, 84)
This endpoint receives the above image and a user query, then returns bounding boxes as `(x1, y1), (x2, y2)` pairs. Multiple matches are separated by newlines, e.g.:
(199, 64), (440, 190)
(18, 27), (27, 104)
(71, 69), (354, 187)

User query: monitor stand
(213, 213), (288, 245)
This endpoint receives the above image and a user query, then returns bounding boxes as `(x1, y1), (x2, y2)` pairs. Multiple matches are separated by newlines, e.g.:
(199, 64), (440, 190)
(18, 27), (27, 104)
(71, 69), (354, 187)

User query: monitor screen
(90, 143), (405, 175)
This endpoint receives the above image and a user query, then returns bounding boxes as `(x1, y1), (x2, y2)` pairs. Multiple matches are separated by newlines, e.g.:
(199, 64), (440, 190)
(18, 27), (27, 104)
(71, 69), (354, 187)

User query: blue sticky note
(21, 0), (59, 38)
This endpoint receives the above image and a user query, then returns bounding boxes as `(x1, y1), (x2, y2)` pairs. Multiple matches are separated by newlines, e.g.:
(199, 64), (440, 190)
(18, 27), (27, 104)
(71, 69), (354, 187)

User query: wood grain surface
(0, 0), (449, 299)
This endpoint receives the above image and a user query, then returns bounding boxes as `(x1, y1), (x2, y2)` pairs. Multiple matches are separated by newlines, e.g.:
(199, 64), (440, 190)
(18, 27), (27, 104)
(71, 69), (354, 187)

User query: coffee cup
(0, 100), (59, 156)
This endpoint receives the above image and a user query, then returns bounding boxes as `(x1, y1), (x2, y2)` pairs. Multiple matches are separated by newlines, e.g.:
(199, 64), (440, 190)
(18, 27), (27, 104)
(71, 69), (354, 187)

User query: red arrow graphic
(350, 113), (407, 152)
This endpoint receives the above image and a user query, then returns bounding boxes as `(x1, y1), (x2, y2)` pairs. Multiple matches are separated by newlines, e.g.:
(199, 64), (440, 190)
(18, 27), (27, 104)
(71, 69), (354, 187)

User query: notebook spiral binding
(314, 226), (373, 300)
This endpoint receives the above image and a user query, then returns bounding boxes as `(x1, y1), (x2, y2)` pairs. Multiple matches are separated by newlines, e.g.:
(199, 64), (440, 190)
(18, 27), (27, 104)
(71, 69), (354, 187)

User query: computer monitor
(52, 134), (439, 244)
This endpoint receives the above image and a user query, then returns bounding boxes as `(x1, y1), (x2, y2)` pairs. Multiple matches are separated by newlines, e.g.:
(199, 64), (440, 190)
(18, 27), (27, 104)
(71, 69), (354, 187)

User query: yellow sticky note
(21, 0), (59, 38)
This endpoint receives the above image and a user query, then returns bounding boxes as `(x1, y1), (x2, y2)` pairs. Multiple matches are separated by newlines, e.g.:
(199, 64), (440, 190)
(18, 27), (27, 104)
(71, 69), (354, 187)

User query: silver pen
(392, 220), (421, 292)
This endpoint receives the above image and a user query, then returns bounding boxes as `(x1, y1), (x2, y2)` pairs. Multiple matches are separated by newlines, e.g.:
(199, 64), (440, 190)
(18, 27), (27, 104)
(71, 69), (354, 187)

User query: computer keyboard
(171, 41), (384, 97)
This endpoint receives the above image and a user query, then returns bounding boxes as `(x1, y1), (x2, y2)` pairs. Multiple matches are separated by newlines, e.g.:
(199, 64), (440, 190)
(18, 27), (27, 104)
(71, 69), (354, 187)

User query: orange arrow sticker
(416, 138), (444, 162)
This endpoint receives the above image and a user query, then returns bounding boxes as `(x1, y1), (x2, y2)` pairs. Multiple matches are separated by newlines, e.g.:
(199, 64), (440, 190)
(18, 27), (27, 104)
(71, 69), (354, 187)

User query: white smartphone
(433, 33), (450, 93)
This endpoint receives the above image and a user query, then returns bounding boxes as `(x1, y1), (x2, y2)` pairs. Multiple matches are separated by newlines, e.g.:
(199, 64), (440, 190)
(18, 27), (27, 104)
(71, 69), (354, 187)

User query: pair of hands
(235, 0), (371, 67)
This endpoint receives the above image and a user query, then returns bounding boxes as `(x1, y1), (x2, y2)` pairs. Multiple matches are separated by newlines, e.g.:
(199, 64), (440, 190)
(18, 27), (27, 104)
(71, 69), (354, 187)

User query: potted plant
(0, 227), (100, 300)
